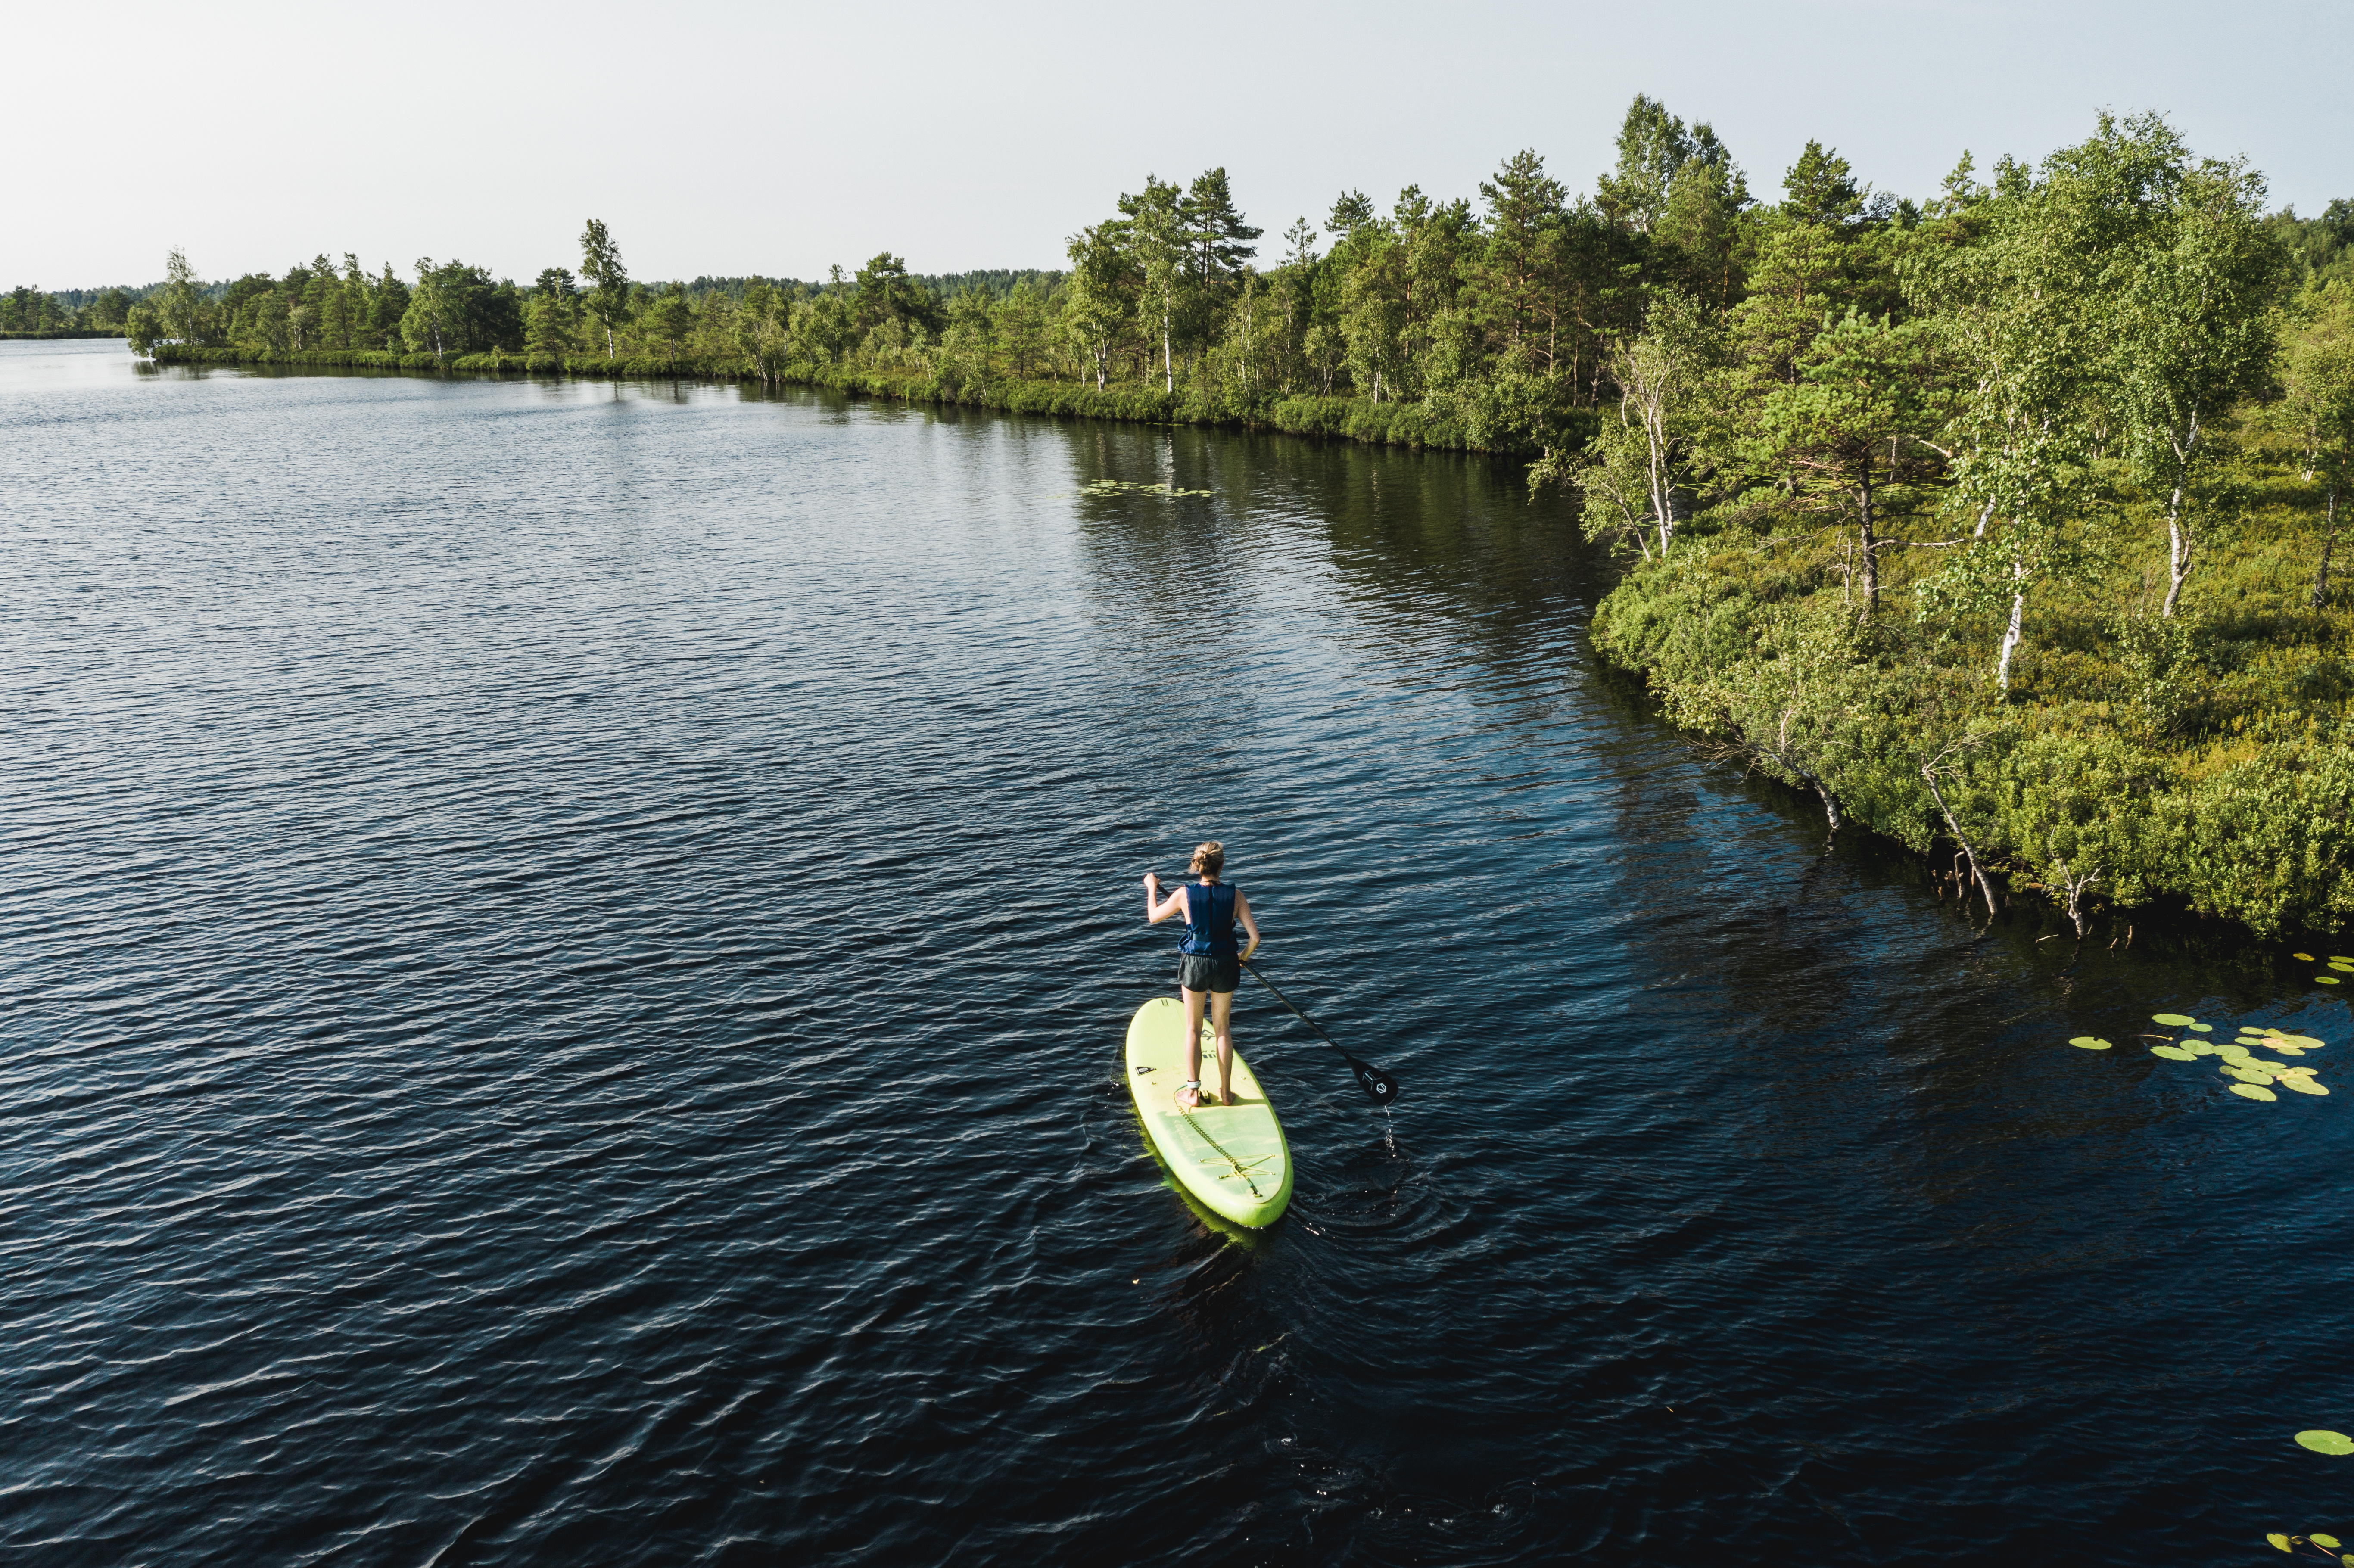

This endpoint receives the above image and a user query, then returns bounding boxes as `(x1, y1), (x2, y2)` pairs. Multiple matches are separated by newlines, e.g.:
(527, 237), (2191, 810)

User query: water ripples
(4, 342), (2351, 1565)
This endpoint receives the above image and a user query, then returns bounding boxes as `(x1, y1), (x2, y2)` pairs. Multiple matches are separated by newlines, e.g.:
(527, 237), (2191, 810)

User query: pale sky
(9, 0), (2348, 289)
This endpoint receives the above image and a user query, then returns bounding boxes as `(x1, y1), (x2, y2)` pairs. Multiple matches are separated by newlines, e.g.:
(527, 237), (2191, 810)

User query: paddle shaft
(1147, 874), (1400, 1104)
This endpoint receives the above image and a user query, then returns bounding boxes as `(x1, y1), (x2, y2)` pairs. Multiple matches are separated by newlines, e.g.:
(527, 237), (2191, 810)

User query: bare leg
(1208, 990), (1236, 1105)
(1178, 985), (1206, 1108)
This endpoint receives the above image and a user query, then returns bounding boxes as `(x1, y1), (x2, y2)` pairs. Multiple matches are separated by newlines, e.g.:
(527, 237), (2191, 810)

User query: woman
(1143, 841), (1261, 1109)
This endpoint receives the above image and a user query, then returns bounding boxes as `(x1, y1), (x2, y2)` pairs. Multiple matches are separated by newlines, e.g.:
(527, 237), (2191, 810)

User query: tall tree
(2278, 283), (2354, 605)
(1063, 222), (1136, 390)
(648, 283), (694, 357)
(1118, 176), (1186, 391)
(1183, 167), (1261, 287)
(1654, 143), (1752, 308)
(854, 253), (928, 330)
(1746, 309), (1950, 618)
(1549, 287), (1720, 558)
(2105, 142), (2287, 615)
(579, 218), (628, 358)
(996, 279), (1050, 380)
(1339, 230), (1409, 402)
(404, 257), (460, 359)
(158, 246), (206, 346)
(1474, 150), (1567, 361)
(305, 254), (350, 350)
(1906, 150), (2107, 693)
(370, 263), (410, 350)
(1596, 93), (1703, 235)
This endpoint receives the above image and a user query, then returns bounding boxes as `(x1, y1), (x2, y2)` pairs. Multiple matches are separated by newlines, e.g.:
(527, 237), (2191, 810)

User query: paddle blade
(1351, 1058), (1400, 1104)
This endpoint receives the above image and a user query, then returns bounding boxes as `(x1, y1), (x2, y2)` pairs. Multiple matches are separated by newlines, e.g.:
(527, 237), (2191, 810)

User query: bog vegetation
(53, 98), (2354, 938)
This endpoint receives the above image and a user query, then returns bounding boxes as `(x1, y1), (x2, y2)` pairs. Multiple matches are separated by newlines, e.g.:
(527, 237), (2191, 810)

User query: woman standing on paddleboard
(1143, 842), (1260, 1109)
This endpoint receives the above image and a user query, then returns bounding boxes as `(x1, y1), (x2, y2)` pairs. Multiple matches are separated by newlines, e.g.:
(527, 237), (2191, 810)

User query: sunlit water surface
(4, 339), (2350, 1565)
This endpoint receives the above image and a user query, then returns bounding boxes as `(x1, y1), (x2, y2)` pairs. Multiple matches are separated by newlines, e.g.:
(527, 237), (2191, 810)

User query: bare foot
(1174, 1084), (1201, 1110)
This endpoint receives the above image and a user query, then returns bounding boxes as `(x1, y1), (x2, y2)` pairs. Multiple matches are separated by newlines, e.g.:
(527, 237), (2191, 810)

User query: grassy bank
(1588, 427), (2354, 940)
(143, 344), (1579, 454)
(1, 329), (126, 340)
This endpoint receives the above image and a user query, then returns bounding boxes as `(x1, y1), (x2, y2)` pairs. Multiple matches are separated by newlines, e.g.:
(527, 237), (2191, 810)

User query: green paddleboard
(1124, 995), (1293, 1229)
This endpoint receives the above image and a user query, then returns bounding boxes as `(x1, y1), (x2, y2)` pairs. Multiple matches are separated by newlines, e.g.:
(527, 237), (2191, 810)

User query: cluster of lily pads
(1078, 480), (1215, 499)
(2292, 951), (2354, 986)
(2268, 1432), (2354, 1560)
(2067, 1014), (2331, 1102)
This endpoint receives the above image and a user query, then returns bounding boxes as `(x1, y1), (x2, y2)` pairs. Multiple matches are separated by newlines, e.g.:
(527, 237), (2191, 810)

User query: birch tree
(1062, 223), (1133, 391)
(1557, 288), (1720, 558)
(1118, 177), (1186, 392)
(2107, 149), (2285, 616)
(578, 218), (628, 358)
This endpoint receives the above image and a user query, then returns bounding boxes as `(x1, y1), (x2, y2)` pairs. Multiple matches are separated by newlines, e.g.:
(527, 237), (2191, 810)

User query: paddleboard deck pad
(1124, 996), (1293, 1228)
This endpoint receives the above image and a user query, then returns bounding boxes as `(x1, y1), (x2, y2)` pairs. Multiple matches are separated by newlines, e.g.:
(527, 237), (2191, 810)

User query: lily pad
(2150, 1045), (2197, 1061)
(2218, 1046), (2254, 1063)
(2334, 956), (2354, 964)
(2225, 1065), (2273, 1084)
(2276, 1035), (2326, 1049)
(2318, 977), (2342, 986)
(2152, 1013), (2197, 1026)
(2187, 1042), (2220, 1055)
(2314, 1534), (2342, 1549)
(2293, 952), (2316, 962)
(2280, 1076), (2331, 1095)
(2068, 1036), (2112, 1050)
(2232, 1083), (2279, 1101)
(2295, 1430), (2354, 1455)
(2270, 1535), (2294, 1552)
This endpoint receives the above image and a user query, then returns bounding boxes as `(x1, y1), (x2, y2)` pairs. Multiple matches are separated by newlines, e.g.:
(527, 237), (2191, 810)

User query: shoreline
(142, 344), (1577, 457)
(134, 343), (2353, 943)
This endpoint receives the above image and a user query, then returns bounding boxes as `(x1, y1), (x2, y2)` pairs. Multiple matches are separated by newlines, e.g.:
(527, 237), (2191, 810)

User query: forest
(74, 98), (2354, 937)
(0, 284), (137, 336)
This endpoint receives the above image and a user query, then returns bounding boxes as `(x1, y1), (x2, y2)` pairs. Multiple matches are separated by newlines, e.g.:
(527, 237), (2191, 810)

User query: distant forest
(72, 105), (2354, 424)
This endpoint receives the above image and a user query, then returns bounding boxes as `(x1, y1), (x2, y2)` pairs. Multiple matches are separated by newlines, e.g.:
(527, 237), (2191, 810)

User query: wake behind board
(1124, 996), (1293, 1229)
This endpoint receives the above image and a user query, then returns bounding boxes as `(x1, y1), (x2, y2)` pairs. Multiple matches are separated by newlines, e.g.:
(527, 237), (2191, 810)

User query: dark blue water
(4, 339), (2350, 1565)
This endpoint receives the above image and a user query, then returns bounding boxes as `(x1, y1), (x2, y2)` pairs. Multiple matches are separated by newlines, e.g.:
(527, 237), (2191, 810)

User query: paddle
(1149, 873), (1400, 1105)
(1243, 959), (1400, 1105)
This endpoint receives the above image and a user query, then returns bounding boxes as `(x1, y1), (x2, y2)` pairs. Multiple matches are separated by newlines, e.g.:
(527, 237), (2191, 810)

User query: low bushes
(1590, 512), (2354, 938)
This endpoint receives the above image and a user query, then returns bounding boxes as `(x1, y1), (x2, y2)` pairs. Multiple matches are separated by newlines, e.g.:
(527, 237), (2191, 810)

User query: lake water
(4, 339), (2349, 1566)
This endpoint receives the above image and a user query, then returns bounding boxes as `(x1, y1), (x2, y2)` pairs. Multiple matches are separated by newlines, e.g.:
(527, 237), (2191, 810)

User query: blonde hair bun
(1188, 840), (1226, 878)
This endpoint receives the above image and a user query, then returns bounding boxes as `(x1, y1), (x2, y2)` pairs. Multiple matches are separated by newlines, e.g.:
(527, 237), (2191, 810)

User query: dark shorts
(1178, 954), (1241, 995)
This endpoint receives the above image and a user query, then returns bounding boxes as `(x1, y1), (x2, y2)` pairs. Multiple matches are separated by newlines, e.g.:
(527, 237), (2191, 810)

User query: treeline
(107, 98), (2354, 932)
(2, 285), (138, 334)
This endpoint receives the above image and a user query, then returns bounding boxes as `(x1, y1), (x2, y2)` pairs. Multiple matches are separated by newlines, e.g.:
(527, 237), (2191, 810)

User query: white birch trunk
(1921, 764), (2000, 918)
(2161, 408), (2200, 618)
(2313, 485), (2339, 610)
(1995, 566), (2026, 698)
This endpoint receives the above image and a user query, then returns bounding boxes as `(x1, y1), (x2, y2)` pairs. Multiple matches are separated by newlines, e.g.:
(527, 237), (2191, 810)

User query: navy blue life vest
(1180, 881), (1239, 957)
